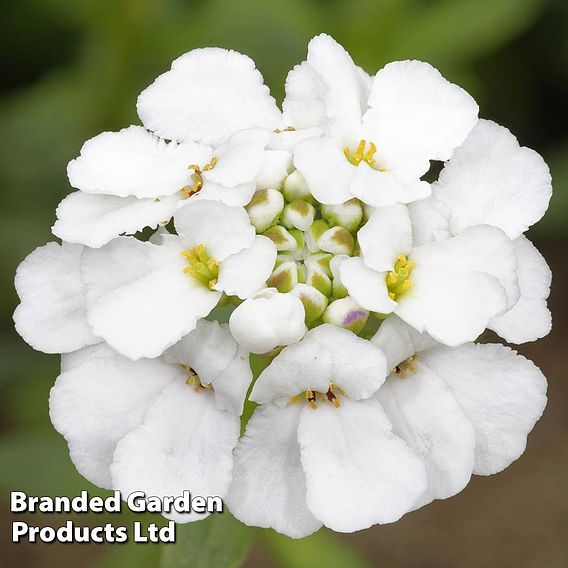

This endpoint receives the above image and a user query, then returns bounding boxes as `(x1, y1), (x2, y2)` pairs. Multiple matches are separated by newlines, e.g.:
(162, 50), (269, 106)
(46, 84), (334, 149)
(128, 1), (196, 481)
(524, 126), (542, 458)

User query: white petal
(67, 126), (212, 198)
(306, 325), (387, 400)
(137, 48), (281, 146)
(174, 200), (255, 262)
(363, 61), (478, 175)
(14, 242), (98, 354)
(377, 365), (475, 506)
(358, 204), (413, 272)
(299, 397), (427, 532)
(204, 128), (271, 187)
(215, 236), (276, 300)
(50, 344), (180, 489)
(197, 181), (257, 206)
(339, 257), (397, 313)
(226, 404), (322, 538)
(372, 315), (438, 370)
(229, 289), (307, 355)
(293, 137), (354, 205)
(433, 119), (552, 239)
(83, 237), (220, 360)
(407, 196), (452, 246)
(111, 381), (240, 523)
(53, 191), (180, 248)
(164, 319), (252, 415)
(350, 166), (431, 208)
(489, 236), (552, 343)
(421, 343), (547, 475)
(256, 150), (293, 190)
(303, 34), (367, 140)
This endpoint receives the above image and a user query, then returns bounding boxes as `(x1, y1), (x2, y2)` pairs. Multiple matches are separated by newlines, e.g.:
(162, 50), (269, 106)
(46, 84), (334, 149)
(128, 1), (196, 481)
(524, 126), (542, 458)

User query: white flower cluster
(14, 35), (552, 538)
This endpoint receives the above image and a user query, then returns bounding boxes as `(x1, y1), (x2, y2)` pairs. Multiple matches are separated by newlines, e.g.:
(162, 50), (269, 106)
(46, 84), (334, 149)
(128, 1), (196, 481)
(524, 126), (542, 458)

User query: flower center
(180, 156), (217, 198)
(393, 355), (419, 379)
(181, 365), (213, 392)
(181, 244), (219, 290)
(343, 139), (377, 168)
(386, 255), (415, 301)
(288, 382), (345, 409)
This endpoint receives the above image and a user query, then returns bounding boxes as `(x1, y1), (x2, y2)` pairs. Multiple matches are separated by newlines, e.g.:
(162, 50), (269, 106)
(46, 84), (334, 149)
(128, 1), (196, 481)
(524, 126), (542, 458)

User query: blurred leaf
(95, 539), (162, 568)
(263, 530), (371, 568)
(161, 513), (255, 568)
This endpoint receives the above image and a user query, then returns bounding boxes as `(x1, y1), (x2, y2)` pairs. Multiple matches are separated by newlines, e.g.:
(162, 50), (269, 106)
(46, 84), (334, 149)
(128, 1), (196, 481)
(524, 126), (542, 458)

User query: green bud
(245, 188), (285, 233)
(304, 252), (332, 278)
(330, 254), (348, 298)
(321, 199), (363, 232)
(290, 283), (328, 324)
(263, 225), (298, 252)
(306, 264), (332, 297)
(282, 170), (314, 203)
(266, 261), (298, 293)
(318, 226), (355, 255)
(281, 200), (316, 231)
(323, 297), (369, 334)
(305, 219), (330, 252)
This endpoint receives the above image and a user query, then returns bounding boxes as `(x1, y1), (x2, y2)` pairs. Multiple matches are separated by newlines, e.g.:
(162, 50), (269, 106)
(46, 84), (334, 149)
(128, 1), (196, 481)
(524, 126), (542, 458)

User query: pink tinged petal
(306, 325), (388, 400)
(226, 404), (322, 539)
(363, 60), (478, 175)
(83, 237), (220, 360)
(14, 242), (98, 354)
(164, 319), (252, 415)
(250, 329), (333, 405)
(358, 203), (413, 272)
(421, 343), (547, 475)
(372, 315), (438, 371)
(111, 381), (240, 523)
(489, 236), (552, 344)
(67, 126), (212, 198)
(137, 47), (281, 146)
(293, 137), (354, 205)
(304, 34), (367, 140)
(174, 200), (255, 262)
(215, 235), (277, 300)
(50, 344), (181, 489)
(298, 397), (428, 532)
(204, 128), (271, 187)
(408, 196), (452, 246)
(377, 365), (475, 507)
(229, 290), (307, 355)
(433, 119), (552, 239)
(349, 166), (431, 208)
(52, 191), (181, 248)
(339, 257), (397, 314)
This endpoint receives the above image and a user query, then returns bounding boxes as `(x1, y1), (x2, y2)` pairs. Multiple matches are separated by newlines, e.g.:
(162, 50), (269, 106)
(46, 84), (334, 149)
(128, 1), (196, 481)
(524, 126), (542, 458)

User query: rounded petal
(377, 365), (475, 506)
(363, 61), (478, 175)
(111, 381), (240, 523)
(358, 204), (413, 272)
(197, 181), (257, 207)
(293, 137), (354, 205)
(215, 235), (277, 300)
(256, 150), (293, 190)
(407, 196), (452, 246)
(489, 236), (552, 343)
(67, 126), (212, 198)
(14, 242), (98, 354)
(433, 120), (552, 239)
(299, 397), (428, 532)
(421, 343), (547, 475)
(137, 48), (281, 146)
(50, 344), (181, 489)
(372, 315), (438, 370)
(227, 404), (322, 538)
(83, 237), (220, 360)
(174, 200), (255, 262)
(164, 319), (252, 415)
(339, 257), (397, 313)
(229, 289), (307, 355)
(53, 191), (180, 248)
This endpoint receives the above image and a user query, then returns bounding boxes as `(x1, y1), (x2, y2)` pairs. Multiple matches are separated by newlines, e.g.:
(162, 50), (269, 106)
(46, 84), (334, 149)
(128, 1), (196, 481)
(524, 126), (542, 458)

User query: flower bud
(321, 199), (363, 232)
(318, 226), (355, 255)
(281, 200), (316, 231)
(263, 225), (299, 252)
(330, 254), (348, 299)
(282, 170), (314, 203)
(304, 252), (332, 278)
(306, 264), (332, 297)
(267, 261), (298, 293)
(245, 188), (285, 233)
(290, 283), (328, 324)
(323, 297), (369, 334)
(305, 219), (330, 252)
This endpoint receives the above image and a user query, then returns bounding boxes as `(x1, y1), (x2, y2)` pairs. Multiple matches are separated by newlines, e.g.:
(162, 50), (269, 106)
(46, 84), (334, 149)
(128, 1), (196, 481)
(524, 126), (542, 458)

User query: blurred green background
(1, 0), (567, 566)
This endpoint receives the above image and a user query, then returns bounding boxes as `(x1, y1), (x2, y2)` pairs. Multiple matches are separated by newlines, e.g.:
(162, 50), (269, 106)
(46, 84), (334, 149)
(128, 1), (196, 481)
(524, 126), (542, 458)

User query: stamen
(180, 156), (217, 198)
(393, 355), (419, 379)
(289, 383), (345, 409)
(181, 244), (219, 289)
(344, 140), (380, 168)
(386, 254), (415, 301)
(181, 365), (213, 392)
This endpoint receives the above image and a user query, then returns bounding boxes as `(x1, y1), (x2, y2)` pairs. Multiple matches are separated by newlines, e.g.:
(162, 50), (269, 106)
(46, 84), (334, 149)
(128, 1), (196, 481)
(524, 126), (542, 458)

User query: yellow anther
(387, 272), (398, 285)
(274, 126), (296, 133)
(181, 244), (219, 289)
(290, 383), (344, 409)
(180, 156), (217, 198)
(344, 140), (379, 168)
(387, 254), (415, 301)
(182, 365), (213, 392)
(363, 142), (377, 167)
(394, 355), (420, 379)
(388, 291), (396, 300)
